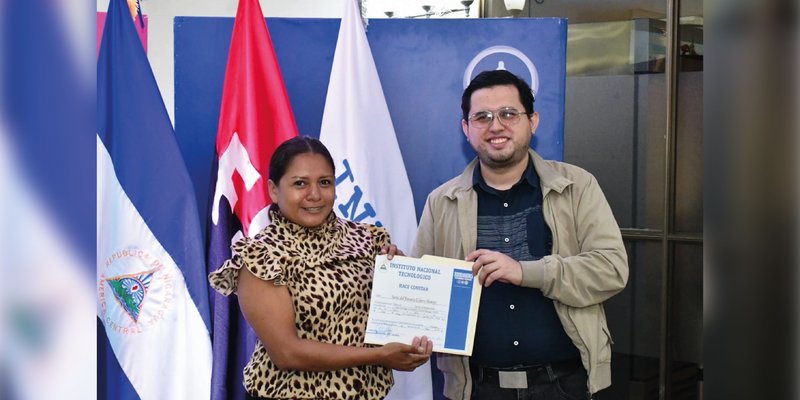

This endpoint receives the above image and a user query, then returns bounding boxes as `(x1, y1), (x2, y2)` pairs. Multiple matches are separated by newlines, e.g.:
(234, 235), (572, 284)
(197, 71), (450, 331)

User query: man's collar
(444, 149), (572, 199)
(471, 156), (539, 190)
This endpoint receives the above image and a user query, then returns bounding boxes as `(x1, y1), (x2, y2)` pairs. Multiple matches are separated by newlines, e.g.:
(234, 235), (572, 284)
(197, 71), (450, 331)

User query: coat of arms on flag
(104, 268), (157, 324)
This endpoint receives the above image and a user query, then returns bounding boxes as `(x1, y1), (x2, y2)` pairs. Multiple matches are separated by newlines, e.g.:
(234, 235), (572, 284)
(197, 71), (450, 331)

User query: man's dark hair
(269, 136), (335, 182)
(461, 70), (535, 120)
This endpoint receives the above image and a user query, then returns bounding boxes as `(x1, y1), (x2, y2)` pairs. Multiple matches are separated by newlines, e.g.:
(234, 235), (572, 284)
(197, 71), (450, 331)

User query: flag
(318, 0), (432, 398)
(206, 0), (299, 398)
(97, 0), (212, 398)
(2, 0), (97, 398)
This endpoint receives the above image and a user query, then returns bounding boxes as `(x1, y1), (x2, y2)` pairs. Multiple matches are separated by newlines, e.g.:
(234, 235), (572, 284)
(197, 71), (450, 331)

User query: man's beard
(476, 143), (528, 170)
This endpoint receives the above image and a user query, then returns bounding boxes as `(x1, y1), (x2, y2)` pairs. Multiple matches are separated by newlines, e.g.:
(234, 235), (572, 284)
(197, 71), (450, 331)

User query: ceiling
(367, 0), (703, 24)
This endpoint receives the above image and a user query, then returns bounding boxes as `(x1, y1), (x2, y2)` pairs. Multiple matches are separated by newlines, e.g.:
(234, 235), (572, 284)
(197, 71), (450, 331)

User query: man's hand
(466, 249), (523, 287)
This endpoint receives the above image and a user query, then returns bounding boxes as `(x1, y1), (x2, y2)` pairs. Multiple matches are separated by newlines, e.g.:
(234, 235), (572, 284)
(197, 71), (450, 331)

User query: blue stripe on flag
(98, 321), (139, 400)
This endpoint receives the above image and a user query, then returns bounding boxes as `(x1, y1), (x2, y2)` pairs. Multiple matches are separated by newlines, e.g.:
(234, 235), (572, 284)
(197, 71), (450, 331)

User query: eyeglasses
(467, 107), (531, 129)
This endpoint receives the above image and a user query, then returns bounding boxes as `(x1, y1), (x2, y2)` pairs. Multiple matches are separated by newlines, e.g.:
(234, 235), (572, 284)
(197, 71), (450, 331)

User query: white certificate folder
(365, 255), (482, 355)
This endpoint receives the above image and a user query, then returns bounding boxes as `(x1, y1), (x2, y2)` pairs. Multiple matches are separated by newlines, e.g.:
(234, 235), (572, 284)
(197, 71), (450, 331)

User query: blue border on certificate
(444, 269), (475, 351)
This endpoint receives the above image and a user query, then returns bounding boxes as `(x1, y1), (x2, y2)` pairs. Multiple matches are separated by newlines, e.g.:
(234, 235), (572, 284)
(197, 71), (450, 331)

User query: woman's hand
(378, 336), (433, 371)
(240, 269), (427, 372)
(379, 244), (405, 260)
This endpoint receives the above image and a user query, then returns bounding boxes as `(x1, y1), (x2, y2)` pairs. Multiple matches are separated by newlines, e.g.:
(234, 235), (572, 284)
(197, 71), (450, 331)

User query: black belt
(470, 358), (583, 386)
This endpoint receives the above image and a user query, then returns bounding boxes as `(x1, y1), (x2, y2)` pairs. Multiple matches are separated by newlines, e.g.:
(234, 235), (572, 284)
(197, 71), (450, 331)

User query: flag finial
(358, 0), (369, 31)
(126, 0), (137, 21)
(126, 0), (145, 28)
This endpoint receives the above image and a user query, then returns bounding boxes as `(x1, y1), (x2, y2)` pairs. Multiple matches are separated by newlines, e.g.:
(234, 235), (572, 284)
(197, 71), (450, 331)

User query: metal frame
(619, 0), (687, 397)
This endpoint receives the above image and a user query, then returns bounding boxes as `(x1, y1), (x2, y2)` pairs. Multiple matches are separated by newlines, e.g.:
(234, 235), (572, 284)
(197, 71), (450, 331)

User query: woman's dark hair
(268, 136), (335, 182)
(461, 70), (535, 120)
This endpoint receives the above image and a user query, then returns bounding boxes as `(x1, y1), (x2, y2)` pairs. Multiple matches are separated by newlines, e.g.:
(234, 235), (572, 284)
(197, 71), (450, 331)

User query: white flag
(319, 0), (432, 399)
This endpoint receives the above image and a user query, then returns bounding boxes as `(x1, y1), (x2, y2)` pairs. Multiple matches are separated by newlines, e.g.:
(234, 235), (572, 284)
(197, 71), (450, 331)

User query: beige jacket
(412, 149), (628, 398)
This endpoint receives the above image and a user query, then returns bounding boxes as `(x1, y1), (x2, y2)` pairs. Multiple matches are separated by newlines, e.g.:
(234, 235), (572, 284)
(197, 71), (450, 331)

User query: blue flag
(1, 0), (96, 397)
(97, 0), (212, 398)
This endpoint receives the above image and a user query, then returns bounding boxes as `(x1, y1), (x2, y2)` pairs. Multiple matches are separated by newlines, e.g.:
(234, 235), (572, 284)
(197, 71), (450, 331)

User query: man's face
(462, 84), (539, 171)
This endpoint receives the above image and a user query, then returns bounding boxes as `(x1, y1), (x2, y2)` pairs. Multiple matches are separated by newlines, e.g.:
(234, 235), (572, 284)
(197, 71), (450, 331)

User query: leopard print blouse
(208, 206), (393, 399)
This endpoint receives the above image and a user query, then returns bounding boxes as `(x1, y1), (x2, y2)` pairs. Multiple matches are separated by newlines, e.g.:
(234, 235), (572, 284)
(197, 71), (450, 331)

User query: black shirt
(469, 156), (579, 367)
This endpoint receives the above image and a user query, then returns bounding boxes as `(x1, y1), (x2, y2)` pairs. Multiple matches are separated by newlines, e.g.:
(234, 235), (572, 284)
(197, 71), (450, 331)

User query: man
(412, 70), (628, 400)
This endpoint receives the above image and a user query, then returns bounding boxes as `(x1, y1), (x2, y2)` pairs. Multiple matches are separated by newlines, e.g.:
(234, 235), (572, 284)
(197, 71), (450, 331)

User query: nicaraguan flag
(97, 0), (212, 398)
(206, 0), (299, 399)
(319, 0), (431, 399)
(1, 0), (96, 398)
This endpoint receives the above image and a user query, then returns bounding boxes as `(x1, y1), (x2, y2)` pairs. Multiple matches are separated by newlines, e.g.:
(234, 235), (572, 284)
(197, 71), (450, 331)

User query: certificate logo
(453, 270), (474, 288)
(378, 259), (389, 272)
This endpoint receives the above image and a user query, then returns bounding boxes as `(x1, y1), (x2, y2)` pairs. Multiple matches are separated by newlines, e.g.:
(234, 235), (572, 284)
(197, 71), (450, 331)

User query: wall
(97, 0), (344, 126)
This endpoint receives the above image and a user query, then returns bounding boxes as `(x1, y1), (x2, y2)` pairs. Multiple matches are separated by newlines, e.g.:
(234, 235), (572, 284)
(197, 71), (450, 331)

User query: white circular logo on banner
(463, 45), (540, 97)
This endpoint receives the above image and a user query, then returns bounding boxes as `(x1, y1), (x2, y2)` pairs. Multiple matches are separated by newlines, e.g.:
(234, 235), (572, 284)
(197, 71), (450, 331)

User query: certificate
(365, 255), (482, 355)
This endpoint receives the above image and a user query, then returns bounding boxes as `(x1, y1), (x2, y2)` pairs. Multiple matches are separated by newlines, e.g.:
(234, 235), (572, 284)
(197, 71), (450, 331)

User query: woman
(209, 136), (432, 399)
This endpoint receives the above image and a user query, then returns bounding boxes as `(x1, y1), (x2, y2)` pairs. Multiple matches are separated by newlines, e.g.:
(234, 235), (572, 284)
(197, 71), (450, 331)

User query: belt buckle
(497, 370), (528, 389)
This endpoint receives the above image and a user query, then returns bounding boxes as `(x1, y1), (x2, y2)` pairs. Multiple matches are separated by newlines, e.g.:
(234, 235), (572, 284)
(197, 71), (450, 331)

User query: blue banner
(174, 16), (566, 400)
(174, 17), (566, 225)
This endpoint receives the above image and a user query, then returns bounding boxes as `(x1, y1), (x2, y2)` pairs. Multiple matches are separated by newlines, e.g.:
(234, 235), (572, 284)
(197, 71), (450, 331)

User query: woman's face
(268, 152), (335, 228)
